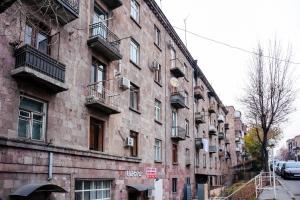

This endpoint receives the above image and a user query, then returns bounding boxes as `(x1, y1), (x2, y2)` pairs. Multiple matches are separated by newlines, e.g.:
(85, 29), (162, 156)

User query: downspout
(48, 152), (53, 181)
(164, 27), (168, 198)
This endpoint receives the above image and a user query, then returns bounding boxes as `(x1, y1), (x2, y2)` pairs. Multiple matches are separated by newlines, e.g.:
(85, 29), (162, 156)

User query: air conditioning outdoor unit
(119, 77), (130, 90)
(125, 137), (134, 147)
(151, 60), (160, 71)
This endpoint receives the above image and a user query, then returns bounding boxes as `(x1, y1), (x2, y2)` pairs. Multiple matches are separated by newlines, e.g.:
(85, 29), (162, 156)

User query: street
(278, 176), (300, 200)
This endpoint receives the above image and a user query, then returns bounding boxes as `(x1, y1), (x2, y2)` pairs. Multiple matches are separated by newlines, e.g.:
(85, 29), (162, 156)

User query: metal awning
(10, 183), (66, 197)
(127, 184), (154, 192)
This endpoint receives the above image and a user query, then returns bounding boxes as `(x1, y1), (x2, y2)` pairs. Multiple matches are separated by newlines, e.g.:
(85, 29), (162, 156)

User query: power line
(173, 26), (300, 65)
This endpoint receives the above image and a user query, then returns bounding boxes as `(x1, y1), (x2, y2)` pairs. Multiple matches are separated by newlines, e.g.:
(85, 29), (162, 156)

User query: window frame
(130, 131), (138, 157)
(18, 96), (47, 141)
(129, 82), (140, 111)
(172, 143), (178, 164)
(130, 39), (140, 66)
(154, 63), (162, 85)
(75, 179), (112, 200)
(154, 99), (162, 122)
(89, 117), (105, 152)
(154, 139), (162, 162)
(203, 154), (207, 168)
(130, 0), (140, 24)
(172, 178), (177, 193)
(185, 119), (189, 137)
(154, 25), (161, 47)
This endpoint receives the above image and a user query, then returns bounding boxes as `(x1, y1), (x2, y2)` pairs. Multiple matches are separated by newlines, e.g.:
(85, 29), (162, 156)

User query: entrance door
(128, 191), (139, 200)
(91, 59), (106, 97)
(154, 179), (163, 200)
(93, 5), (108, 38)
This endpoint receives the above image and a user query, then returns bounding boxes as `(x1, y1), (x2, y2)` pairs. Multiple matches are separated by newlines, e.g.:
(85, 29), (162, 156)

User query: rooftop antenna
(183, 14), (190, 47)
(160, 0), (162, 9)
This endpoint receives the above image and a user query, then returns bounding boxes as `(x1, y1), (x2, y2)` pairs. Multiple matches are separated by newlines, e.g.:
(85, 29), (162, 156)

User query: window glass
(130, 83), (139, 110)
(154, 63), (161, 83)
(154, 139), (161, 161)
(172, 178), (177, 193)
(130, 131), (138, 157)
(154, 100), (161, 121)
(130, 0), (139, 22)
(154, 26), (160, 46)
(93, 6), (108, 38)
(75, 180), (111, 200)
(24, 25), (32, 45)
(37, 33), (48, 54)
(130, 40), (139, 64)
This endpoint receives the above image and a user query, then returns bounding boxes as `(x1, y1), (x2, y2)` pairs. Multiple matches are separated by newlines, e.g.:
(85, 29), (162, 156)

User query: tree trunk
(261, 139), (269, 171)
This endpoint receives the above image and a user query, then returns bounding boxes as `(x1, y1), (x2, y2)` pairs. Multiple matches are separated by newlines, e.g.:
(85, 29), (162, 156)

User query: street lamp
(268, 138), (276, 199)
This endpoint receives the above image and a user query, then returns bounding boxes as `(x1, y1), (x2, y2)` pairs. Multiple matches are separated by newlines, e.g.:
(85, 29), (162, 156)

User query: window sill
(154, 43), (162, 51)
(129, 107), (141, 114)
(130, 60), (141, 70)
(130, 16), (142, 29)
(154, 80), (162, 87)
(154, 119), (162, 125)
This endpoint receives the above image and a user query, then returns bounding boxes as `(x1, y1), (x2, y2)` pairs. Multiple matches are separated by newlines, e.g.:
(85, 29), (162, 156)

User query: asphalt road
(278, 176), (300, 200)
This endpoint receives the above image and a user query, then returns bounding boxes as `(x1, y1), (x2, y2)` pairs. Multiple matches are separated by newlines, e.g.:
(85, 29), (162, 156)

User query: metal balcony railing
(195, 112), (205, 124)
(86, 81), (120, 114)
(170, 92), (185, 109)
(171, 126), (186, 140)
(60, 0), (80, 14)
(218, 132), (225, 140)
(209, 145), (217, 153)
(89, 22), (120, 54)
(209, 125), (217, 135)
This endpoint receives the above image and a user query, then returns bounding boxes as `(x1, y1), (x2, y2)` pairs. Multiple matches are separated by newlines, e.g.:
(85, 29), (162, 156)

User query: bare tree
(241, 41), (296, 171)
(276, 147), (289, 161)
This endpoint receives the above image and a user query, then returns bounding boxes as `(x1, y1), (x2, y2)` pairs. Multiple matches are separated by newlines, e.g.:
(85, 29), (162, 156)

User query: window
(154, 25), (161, 47)
(195, 150), (200, 166)
(215, 157), (217, 169)
(18, 96), (46, 141)
(130, 39), (140, 65)
(89, 117), (104, 152)
(93, 5), (108, 38)
(185, 119), (189, 137)
(130, 131), (138, 157)
(154, 63), (162, 84)
(203, 154), (206, 168)
(172, 178), (177, 193)
(24, 23), (49, 54)
(209, 155), (212, 168)
(90, 59), (106, 96)
(183, 63), (188, 76)
(154, 99), (161, 121)
(186, 177), (191, 185)
(185, 148), (190, 165)
(172, 143), (178, 164)
(75, 180), (111, 200)
(130, 0), (140, 23)
(130, 83), (139, 111)
(170, 48), (176, 68)
(184, 91), (189, 106)
(171, 110), (178, 136)
(154, 139), (162, 162)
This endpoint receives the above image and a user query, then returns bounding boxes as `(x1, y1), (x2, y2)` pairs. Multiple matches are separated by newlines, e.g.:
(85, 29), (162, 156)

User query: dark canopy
(10, 183), (66, 197)
(127, 184), (154, 192)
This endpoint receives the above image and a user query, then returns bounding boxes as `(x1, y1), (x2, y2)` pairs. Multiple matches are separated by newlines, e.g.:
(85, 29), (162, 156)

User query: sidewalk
(258, 185), (294, 200)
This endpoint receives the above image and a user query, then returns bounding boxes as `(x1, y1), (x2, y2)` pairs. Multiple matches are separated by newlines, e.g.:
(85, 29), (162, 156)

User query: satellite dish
(170, 78), (179, 87)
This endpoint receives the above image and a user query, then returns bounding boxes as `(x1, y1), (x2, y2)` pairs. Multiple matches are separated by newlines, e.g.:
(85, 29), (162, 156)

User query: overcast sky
(155, 0), (300, 150)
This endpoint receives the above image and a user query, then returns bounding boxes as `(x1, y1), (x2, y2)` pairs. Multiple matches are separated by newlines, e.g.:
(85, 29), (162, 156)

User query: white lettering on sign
(126, 170), (142, 177)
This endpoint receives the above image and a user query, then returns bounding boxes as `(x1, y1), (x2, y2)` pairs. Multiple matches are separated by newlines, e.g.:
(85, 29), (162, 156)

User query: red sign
(145, 167), (157, 179)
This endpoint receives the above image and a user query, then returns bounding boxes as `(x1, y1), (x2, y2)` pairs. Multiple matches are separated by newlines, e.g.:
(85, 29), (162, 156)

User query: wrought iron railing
(60, 0), (80, 14)
(171, 126), (186, 139)
(86, 80), (120, 109)
(14, 44), (65, 83)
(89, 21), (120, 53)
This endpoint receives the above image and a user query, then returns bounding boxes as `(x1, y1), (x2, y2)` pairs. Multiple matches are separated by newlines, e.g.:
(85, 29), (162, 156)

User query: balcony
(186, 157), (191, 166)
(102, 0), (122, 10)
(217, 115), (225, 123)
(209, 146), (217, 153)
(11, 45), (67, 93)
(87, 22), (122, 61)
(26, 0), (79, 25)
(235, 137), (240, 143)
(208, 105), (216, 113)
(225, 123), (229, 130)
(85, 81), (120, 114)
(195, 112), (205, 124)
(235, 147), (241, 152)
(171, 126), (186, 141)
(208, 125), (217, 135)
(195, 138), (203, 149)
(219, 151), (225, 157)
(218, 132), (225, 140)
(194, 85), (204, 99)
(0, 0), (17, 13)
(225, 138), (230, 144)
(170, 92), (185, 109)
(170, 58), (185, 78)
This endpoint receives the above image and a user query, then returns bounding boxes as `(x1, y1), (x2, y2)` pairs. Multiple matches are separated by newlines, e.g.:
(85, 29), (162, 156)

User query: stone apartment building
(287, 135), (300, 161)
(0, 0), (232, 199)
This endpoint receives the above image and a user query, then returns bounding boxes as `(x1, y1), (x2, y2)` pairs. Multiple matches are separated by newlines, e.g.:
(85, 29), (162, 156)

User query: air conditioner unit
(125, 137), (134, 147)
(119, 77), (130, 90)
(151, 60), (160, 71)
(168, 40), (175, 49)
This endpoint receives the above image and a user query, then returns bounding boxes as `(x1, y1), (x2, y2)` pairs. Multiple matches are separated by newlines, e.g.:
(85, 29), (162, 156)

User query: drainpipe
(48, 152), (53, 181)
(164, 27), (168, 198)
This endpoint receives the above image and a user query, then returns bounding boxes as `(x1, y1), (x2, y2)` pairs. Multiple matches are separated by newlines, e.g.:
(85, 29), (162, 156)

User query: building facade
(287, 135), (300, 161)
(0, 0), (232, 199)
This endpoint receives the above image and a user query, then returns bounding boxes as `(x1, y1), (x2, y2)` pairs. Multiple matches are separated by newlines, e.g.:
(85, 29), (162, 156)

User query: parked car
(275, 161), (285, 176)
(281, 162), (300, 179)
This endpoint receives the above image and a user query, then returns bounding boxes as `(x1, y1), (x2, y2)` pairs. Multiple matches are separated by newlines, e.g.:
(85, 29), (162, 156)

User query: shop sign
(126, 170), (142, 177)
(145, 167), (157, 179)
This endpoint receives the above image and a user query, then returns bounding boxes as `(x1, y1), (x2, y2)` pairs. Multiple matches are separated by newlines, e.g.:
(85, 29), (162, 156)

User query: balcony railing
(194, 85), (204, 99)
(87, 22), (122, 61)
(86, 81), (120, 114)
(208, 105), (216, 113)
(209, 125), (217, 135)
(171, 126), (186, 140)
(11, 44), (67, 93)
(209, 145), (217, 153)
(235, 137), (241, 143)
(170, 92), (185, 109)
(195, 112), (205, 124)
(218, 132), (225, 140)
(225, 138), (230, 144)
(225, 123), (229, 130)
(170, 58), (185, 78)
(195, 138), (203, 149)
(217, 115), (225, 123)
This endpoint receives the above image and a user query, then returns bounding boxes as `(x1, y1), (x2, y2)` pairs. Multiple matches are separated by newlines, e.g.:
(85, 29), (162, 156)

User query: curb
(277, 178), (295, 200)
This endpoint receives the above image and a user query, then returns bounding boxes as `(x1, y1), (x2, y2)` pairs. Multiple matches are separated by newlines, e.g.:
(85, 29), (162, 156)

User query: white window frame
(18, 96), (46, 141)
(75, 180), (111, 200)
(154, 99), (161, 121)
(130, 39), (139, 65)
(154, 139), (162, 162)
(130, 0), (140, 23)
(154, 25), (160, 46)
